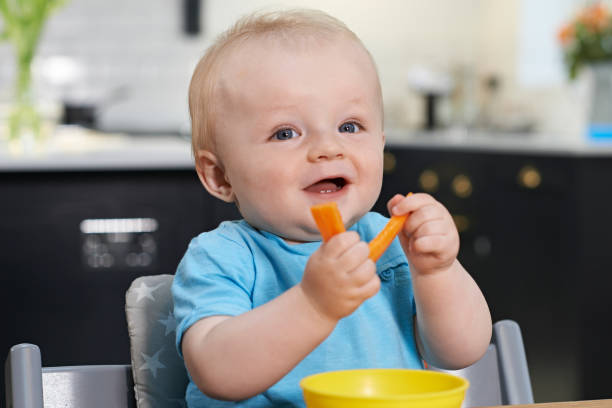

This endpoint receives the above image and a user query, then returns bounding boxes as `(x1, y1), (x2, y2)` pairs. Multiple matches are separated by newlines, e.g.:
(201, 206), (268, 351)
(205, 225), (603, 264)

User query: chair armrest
(42, 364), (135, 408)
(494, 319), (534, 404)
(5, 343), (44, 408)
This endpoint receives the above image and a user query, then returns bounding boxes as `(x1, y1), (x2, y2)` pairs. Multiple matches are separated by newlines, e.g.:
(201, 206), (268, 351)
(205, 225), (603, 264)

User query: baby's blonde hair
(188, 8), (382, 156)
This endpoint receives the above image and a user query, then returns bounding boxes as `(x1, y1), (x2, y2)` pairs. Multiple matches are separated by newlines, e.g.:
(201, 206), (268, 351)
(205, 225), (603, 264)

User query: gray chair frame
(4, 343), (135, 408)
(430, 319), (534, 407)
(5, 321), (532, 408)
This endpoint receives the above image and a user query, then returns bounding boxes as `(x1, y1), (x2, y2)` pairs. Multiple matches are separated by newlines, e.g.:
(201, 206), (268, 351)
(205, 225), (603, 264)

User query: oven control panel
(80, 217), (159, 269)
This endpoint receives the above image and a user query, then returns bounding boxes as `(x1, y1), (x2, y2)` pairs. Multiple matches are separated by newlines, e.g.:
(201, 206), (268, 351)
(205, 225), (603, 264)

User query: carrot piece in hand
(368, 192), (413, 261)
(310, 202), (346, 241)
(310, 193), (412, 258)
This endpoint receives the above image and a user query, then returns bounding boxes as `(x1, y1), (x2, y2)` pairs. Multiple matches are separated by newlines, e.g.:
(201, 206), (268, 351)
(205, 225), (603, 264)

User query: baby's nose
(307, 135), (344, 161)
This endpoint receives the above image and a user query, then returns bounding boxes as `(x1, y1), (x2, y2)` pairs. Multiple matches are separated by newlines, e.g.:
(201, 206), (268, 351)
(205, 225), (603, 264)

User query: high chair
(5, 274), (533, 407)
(428, 319), (534, 407)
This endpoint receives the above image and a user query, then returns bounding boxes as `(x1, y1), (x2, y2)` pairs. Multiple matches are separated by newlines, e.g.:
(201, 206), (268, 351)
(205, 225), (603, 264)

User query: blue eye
(273, 128), (298, 140)
(339, 122), (360, 133)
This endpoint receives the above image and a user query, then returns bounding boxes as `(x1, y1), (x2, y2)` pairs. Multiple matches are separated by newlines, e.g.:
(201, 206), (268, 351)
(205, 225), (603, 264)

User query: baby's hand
(388, 193), (459, 275)
(300, 231), (380, 322)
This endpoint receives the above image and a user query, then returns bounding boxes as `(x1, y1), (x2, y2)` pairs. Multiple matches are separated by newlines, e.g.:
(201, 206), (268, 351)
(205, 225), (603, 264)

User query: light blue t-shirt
(172, 212), (423, 407)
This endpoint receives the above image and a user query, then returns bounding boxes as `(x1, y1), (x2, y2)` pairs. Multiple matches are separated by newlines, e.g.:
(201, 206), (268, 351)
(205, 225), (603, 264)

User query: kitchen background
(0, 0), (600, 139)
(2, 0), (612, 405)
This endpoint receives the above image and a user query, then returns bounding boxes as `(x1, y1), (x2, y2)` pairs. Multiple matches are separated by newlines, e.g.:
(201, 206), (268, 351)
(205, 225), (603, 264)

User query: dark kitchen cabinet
(0, 168), (240, 402)
(573, 157), (612, 400)
(1, 144), (611, 403)
(373, 145), (612, 402)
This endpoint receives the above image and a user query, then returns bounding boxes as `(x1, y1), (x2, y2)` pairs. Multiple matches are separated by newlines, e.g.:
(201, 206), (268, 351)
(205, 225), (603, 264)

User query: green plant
(0, 0), (67, 141)
(558, 2), (612, 79)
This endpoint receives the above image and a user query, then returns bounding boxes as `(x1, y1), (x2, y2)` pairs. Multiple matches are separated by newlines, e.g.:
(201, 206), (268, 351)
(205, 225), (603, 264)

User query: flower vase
(8, 55), (42, 154)
(587, 62), (612, 141)
(1, 0), (67, 155)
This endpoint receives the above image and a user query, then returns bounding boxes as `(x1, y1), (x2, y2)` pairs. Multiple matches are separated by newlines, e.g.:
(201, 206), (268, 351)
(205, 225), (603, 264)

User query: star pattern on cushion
(139, 348), (166, 378)
(127, 275), (189, 407)
(132, 281), (164, 303)
(158, 311), (177, 336)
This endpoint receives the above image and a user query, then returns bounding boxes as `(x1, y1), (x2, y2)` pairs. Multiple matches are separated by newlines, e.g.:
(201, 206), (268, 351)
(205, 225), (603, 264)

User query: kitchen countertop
(0, 127), (194, 172)
(2, 126), (612, 172)
(385, 128), (612, 157)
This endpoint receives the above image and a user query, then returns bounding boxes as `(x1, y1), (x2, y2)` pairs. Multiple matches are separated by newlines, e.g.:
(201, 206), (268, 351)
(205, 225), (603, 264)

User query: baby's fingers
(347, 258), (377, 287)
(389, 192), (432, 217)
(410, 233), (450, 255)
(410, 220), (459, 259)
(321, 231), (361, 258)
(354, 267), (381, 301)
(386, 194), (405, 215)
(336, 240), (371, 269)
(403, 203), (447, 235)
(362, 274), (381, 300)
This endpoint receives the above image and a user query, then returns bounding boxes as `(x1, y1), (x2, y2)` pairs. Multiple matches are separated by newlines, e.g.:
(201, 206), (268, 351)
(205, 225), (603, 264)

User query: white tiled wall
(1, 0), (209, 133)
(0, 0), (585, 135)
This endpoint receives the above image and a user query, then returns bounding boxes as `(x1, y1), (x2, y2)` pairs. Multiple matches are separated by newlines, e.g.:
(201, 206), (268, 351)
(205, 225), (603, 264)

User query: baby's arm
(388, 193), (492, 369)
(181, 231), (379, 401)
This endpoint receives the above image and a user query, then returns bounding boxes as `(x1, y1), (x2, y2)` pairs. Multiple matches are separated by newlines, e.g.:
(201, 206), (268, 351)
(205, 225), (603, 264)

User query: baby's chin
(271, 225), (323, 244)
(282, 231), (324, 244)
(261, 217), (363, 244)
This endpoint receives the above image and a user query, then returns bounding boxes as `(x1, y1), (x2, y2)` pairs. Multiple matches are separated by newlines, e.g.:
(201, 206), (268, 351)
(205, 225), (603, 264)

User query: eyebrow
(345, 95), (367, 105)
(344, 95), (379, 116)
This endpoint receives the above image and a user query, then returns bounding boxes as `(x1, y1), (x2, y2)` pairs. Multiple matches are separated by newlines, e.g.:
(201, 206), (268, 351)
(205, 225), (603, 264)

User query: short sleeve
(172, 227), (255, 356)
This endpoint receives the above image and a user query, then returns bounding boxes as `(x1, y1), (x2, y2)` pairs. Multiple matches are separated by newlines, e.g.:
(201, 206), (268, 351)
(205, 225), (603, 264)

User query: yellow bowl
(300, 368), (469, 408)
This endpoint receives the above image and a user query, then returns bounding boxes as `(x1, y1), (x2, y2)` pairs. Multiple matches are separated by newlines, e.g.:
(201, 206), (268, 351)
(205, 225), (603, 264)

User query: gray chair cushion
(125, 274), (188, 408)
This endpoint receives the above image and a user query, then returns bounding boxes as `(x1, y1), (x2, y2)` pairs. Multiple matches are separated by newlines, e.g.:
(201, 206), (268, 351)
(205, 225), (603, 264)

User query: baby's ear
(195, 150), (234, 202)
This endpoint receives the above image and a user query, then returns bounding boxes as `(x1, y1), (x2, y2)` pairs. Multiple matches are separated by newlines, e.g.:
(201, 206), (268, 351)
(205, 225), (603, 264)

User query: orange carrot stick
(310, 202), (345, 241)
(368, 192), (413, 261)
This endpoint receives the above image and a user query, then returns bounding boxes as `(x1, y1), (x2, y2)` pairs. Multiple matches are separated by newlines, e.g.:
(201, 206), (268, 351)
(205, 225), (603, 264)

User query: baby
(173, 9), (492, 407)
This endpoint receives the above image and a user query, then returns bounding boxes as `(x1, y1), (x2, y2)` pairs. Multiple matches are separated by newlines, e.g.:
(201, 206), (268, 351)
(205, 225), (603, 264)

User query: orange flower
(577, 3), (610, 32)
(558, 23), (575, 45)
(558, 2), (612, 78)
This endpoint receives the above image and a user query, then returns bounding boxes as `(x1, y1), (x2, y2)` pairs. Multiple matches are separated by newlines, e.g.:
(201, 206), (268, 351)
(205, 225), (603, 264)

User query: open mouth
(304, 177), (347, 194)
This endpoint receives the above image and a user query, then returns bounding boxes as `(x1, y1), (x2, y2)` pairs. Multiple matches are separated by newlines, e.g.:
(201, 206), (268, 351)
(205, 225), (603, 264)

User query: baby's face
(211, 35), (385, 242)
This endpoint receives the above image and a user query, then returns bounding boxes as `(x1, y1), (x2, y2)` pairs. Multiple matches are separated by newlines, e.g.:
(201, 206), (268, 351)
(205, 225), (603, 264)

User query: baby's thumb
(386, 194), (405, 216)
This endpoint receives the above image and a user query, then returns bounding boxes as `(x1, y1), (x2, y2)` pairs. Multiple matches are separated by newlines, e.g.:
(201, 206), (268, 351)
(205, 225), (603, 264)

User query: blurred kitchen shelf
(386, 128), (612, 157)
(0, 126), (194, 172)
(4, 128), (612, 174)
